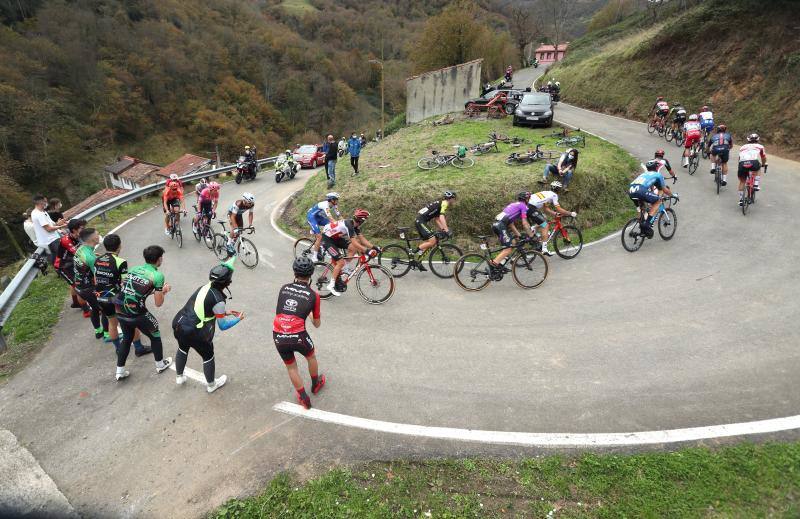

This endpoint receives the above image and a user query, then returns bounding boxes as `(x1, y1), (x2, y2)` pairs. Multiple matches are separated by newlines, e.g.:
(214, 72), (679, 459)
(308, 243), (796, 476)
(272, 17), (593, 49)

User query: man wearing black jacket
(324, 134), (337, 188)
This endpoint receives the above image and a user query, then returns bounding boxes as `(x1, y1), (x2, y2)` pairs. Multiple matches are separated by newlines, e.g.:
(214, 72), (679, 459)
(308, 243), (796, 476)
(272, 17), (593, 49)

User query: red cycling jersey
(272, 282), (320, 334)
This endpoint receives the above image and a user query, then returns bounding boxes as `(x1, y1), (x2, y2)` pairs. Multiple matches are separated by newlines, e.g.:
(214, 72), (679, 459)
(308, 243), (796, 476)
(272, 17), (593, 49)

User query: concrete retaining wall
(405, 59), (482, 124)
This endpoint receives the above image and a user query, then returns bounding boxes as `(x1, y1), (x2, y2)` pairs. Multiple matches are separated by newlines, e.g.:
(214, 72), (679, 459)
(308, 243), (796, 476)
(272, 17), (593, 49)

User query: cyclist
(491, 192), (535, 269)
(651, 96), (670, 125)
(194, 181), (220, 233)
(628, 160), (674, 238)
(412, 191), (457, 271)
(73, 227), (104, 339)
(94, 233), (151, 355)
(173, 260), (242, 394)
(115, 245), (172, 381)
(541, 148), (578, 190)
(225, 192), (255, 256)
(698, 105), (714, 140)
(194, 177), (209, 200)
(653, 149), (676, 180)
(273, 257), (325, 409)
(682, 114), (702, 168)
(527, 182), (577, 256)
(306, 192), (341, 261)
(162, 174), (185, 236)
(55, 218), (87, 312)
(321, 209), (377, 297)
(707, 124), (733, 186)
(668, 102), (687, 137)
(737, 133), (767, 205)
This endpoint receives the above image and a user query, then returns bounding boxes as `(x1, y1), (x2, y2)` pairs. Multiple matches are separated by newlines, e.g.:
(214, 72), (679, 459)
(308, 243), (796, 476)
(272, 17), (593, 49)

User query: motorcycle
(530, 58), (539, 68)
(337, 140), (348, 158)
(274, 158), (298, 183)
(235, 156), (258, 184)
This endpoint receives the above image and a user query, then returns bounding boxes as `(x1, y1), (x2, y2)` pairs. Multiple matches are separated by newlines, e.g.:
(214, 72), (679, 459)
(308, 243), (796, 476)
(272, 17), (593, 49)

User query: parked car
(293, 144), (325, 168)
(467, 88), (524, 108)
(512, 92), (554, 128)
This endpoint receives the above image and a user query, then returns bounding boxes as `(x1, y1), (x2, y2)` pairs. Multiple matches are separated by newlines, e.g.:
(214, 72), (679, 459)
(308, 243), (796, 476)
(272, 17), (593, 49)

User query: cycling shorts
(492, 221), (513, 247)
(307, 213), (329, 234)
(673, 115), (686, 124)
(232, 214), (243, 229)
(527, 208), (546, 227)
(711, 146), (730, 163)
(656, 109), (669, 118)
(700, 121), (714, 131)
(684, 131), (701, 149)
(76, 288), (100, 311)
(57, 264), (75, 286)
(321, 235), (349, 261)
(273, 331), (315, 365)
(98, 301), (116, 318)
(117, 310), (160, 338)
(164, 198), (181, 212)
(199, 200), (213, 216)
(738, 160), (761, 180)
(628, 184), (660, 207)
(415, 219), (434, 240)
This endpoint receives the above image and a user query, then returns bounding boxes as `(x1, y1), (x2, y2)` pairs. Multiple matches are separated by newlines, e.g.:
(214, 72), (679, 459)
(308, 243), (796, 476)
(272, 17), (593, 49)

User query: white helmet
(689, 114), (699, 121)
(242, 192), (255, 203)
(555, 81), (561, 86)
(550, 181), (563, 191)
(169, 174), (179, 181)
(285, 149), (291, 155)
(326, 192), (340, 201)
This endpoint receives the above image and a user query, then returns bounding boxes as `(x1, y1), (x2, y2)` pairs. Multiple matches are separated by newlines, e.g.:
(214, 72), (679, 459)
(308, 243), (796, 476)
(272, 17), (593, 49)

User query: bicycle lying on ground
(313, 252), (395, 304)
(191, 206), (216, 249)
(741, 165), (766, 216)
(417, 147), (475, 170)
(621, 194), (679, 252)
(505, 144), (557, 166)
(469, 141), (499, 155)
(453, 236), (548, 291)
(488, 131), (530, 146)
(212, 221), (259, 268)
(378, 228), (463, 278)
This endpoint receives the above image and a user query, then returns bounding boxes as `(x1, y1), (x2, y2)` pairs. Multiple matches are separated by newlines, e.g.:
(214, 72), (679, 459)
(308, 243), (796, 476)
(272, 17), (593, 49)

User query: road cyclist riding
(622, 160), (679, 252)
(737, 133), (768, 214)
(698, 105), (714, 157)
(295, 192), (341, 262)
(648, 96), (670, 136)
(163, 174), (186, 246)
(527, 181), (581, 258)
(212, 192), (258, 268)
(682, 114), (703, 174)
(666, 102), (687, 145)
(707, 124), (733, 193)
(192, 181), (219, 247)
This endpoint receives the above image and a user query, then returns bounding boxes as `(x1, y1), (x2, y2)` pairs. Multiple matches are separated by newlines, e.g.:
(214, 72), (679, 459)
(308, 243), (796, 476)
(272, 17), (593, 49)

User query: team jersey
(699, 111), (713, 123)
(117, 263), (164, 316)
(228, 200), (254, 216)
(322, 219), (361, 239)
(528, 191), (560, 209)
(684, 121), (702, 133)
(495, 201), (529, 224)
(630, 171), (665, 190)
(198, 187), (218, 203)
(163, 181), (184, 202)
(94, 252), (128, 298)
(417, 200), (449, 222)
(655, 158), (673, 175)
(709, 133), (733, 148)
(73, 244), (96, 291)
(738, 143), (766, 162)
(195, 181), (208, 195)
(55, 234), (80, 270)
(671, 107), (687, 118)
(174, 284), (227, 341)
(308, 201), (341, 220)
(273, 282), (320, 334)
(655, 101), (669, 112)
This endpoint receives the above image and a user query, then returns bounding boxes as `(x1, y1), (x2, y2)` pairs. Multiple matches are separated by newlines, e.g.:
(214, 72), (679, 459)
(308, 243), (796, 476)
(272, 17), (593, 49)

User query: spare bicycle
(378, 228), (462, 278)
(313, 253), (395, 304)
(469, 141), (499, 155)
(454, 236), (548, 291)
(505, 144), (557, 166)
(417, 147), (475, 170)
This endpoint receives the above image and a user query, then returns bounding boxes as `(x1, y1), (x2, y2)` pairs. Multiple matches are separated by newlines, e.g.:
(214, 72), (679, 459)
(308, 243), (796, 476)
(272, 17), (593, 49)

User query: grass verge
(282, 115), (638, 251)
(215, 442), (800, 518)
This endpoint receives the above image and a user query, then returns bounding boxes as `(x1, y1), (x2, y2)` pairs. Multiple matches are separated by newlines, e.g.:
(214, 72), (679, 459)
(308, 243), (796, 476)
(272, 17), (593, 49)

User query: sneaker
(721, 180), (727, 186)
(326, 280), (342, 297)
(155, 357), (172, 373)
(70, 302), (82, 309)
(176, 374), (187, 385)
(134, 346), (153, 357)
(296, 390), (311, 409)
(537, 178), (547, 184)
(115, 369), (130, 381)
(755, 186), (760, 191)
(416, 261), (428, 272)
(541, 247), (554, 257)
(95, 330), (104, 339)
(682, 163), (688, 168)
(351, 171), (358, 177)
(738, 199), (744, 206)
(82, 310), (91, 319)
(710, 168), (716, 174)
(312, 374), (326, 395)
(207, 375), (227, 393)
(164, 229), (171, 236)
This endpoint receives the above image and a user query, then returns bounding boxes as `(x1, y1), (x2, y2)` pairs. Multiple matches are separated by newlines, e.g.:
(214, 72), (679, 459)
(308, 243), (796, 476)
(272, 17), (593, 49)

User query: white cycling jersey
(699, 111), (713, 122)
(322, 219), (359, 239)
(529, 191), (560, 209)
(656, 101), (669, 111)
(684, 121), (702, 132)
(738, 143), (766, 162)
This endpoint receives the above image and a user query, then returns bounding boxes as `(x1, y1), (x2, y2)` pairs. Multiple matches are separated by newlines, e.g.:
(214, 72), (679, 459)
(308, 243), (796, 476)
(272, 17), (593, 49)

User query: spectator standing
(47, 198), (64, 222)
(324, 134), (338, 188)
(347, 132), (362, 176)
(359, 133), (367, 148)
(30, 194), (66, 261)
(22, 210), (37, 247)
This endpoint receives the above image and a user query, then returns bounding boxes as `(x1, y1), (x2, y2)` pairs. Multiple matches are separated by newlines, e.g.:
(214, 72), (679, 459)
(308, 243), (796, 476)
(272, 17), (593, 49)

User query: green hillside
(548, 0), (800, 155)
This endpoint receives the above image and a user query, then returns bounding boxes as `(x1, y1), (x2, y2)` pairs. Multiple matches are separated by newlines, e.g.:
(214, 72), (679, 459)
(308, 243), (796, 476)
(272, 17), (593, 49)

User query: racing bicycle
(453, 236), (548, 291)
(741, 165), (766, 215)
(191, 205), (216, 249)
(212, 221), (259, 268)
(556, 134), (586, 148)
(488, 131), (530, 146)
(687, 139), (702, 175)
(313, 252), (395, 304)
(534, 214), (583, 259)
(711, 156), (725, 195)
(469, 141), (499, 155)
(417, 147), (475, 170)
(647, 115), (667, 137)
(621, 194), (679, 252)
(666, 124), (684, 146)
(293, 236), (328, 261)
(167, 208), (185, 248)
(505, 144), (557, 166)
(378, 228), (463, 278)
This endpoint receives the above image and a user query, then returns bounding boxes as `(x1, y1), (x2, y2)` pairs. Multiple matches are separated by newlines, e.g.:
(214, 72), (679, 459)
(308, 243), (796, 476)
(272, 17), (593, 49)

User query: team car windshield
(298, 145), (317, 153)
(521, 93), (551, 105)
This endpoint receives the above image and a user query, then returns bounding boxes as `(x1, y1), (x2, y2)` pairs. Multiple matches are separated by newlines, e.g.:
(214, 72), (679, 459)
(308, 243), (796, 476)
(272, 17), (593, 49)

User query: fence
(0, 156), (278, 351)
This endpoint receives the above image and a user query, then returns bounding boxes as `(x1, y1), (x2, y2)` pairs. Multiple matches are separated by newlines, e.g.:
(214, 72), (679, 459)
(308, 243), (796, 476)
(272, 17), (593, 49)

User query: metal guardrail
(0, 156), (278, 351)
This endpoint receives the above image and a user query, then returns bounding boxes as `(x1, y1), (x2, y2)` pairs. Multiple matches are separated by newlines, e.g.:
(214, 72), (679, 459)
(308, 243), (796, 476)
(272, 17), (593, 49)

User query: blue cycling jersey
(307, 201), (340, 219)
(630, 171), (665, 190)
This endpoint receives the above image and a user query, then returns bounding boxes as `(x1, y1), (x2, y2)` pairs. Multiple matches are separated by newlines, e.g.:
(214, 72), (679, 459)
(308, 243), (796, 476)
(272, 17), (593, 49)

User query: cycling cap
(645, 160), (660, 171)
(550, 181), (563, 190)
(292, 257), (315, 278)
(353, 208), (370, 222)
(326, 192), (340, 201)
(209, 182), (220, 190)
(747, 133), (760, 143)
(209, 264), (233, 286)
(285, 149), (291, 154)
(242, 192), (255, 203)
(517, 191), (531, 202)
(443, 190), (457, 199)
(654, 149), (665, 158)
(245, 145), (250, 150)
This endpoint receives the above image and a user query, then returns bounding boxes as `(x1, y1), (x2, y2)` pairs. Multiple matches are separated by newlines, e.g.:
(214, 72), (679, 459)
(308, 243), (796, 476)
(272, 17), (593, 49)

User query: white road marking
(270, 191), (302, 242)
(107, 218), (135, 235)
(273, 402), (800, 448)
(168, 363), (206, 385)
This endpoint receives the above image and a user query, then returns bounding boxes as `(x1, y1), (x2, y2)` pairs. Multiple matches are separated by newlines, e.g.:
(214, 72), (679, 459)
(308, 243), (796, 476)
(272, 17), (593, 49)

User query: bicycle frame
(327, 253), (378, 287)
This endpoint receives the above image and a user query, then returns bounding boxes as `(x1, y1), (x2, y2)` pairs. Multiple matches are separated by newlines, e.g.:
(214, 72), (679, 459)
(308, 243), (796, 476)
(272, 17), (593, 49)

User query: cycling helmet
(747, 133), (760, 143)
(209, 181), (220, 190)
(443, 190), (457, 200)
(292, 257), (315, 278)
(209, 264), (233, 287)
(701, 105), (709, 111)
(169, 174), (179, 181)
(657, 96), (664, 101)
(242, 192), (255, 203)
(245, 145), (250, 150)
(645, 160), (660, 171)
(353, 208), (370, 222)
(689, 114), (698, 121)
(285, 150), (291, 155)
(718, 124), (727, 132)
(550, 181), (563, 191)
(517, 191), (531, 202)
(326, 192), (340, 201)
(654, 149), (665, 158)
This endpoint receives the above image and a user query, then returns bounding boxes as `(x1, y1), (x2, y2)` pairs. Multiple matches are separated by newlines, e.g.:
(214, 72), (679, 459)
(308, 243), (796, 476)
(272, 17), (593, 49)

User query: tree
(408, 0), (487, 73)
(541, 0), (578, 53)
(509, 5), (541, 66)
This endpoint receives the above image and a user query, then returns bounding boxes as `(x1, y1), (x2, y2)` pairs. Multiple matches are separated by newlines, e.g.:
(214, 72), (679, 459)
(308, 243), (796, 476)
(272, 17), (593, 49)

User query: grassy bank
(216, 442), (800, 518)
(283, 115), (638, 250)
(547, 0), (800, 156)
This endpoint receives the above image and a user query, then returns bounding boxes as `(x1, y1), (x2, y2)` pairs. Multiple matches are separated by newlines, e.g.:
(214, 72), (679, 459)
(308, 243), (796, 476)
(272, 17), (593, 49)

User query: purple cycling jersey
(496, 201), (528, 224)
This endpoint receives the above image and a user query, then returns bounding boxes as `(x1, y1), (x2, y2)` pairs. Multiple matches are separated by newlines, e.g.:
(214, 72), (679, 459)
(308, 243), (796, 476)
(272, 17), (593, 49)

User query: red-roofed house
(104, 156), (161, 190)
(63, 188), (128, 220)
(156, 153), (212, 180)
(534, 43), (569, 64)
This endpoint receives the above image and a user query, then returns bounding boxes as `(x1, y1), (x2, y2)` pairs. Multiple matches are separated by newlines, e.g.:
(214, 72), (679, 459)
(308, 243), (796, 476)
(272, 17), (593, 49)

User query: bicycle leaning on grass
(417, 147), (475, 170)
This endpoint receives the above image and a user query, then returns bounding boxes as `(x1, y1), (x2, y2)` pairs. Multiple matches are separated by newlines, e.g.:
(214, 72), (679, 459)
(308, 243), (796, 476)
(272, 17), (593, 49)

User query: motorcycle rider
(243, 145), (257, 177)
(275, 150), (297, 180)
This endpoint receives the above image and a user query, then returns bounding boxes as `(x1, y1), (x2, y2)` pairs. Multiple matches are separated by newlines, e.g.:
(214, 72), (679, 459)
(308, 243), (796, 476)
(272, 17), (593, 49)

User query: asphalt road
(2, 66), (799, 517)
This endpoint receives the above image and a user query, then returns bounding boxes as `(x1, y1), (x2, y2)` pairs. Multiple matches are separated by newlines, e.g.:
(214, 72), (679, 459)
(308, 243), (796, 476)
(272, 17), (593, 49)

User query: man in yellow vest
(171, 258), (243, 393)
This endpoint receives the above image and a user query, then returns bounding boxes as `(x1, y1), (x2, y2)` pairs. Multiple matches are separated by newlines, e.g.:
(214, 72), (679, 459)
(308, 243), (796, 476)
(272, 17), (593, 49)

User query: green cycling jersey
(117, 263), (164, 316)
(73, 244), (96, 291)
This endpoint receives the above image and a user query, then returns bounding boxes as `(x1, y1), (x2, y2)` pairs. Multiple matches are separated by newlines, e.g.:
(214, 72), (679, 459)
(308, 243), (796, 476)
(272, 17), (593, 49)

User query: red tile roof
(64, 188), (128, 220)
(535, 43), (569, 52)
(157, 153), (212, 178)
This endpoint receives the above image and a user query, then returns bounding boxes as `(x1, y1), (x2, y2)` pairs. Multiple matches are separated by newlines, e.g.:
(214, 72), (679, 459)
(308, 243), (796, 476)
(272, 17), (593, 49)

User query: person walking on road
(114, 245), (172, 381)
(324, 134), (338, 187)
(347, 132), (362, 176)
(273, 257), (325, 409)
(172, 259), (242, 393)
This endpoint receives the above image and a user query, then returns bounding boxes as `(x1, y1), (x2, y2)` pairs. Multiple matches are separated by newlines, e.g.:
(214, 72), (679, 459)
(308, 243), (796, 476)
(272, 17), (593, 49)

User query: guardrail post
(0, 328), (6, 354)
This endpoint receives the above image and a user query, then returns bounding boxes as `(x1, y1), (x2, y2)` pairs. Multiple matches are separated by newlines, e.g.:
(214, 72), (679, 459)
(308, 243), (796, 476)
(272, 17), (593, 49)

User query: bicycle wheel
(742, 189), (750, 215)
(552, 225), (583, 259)
(555, 139), (569, 147)
(451, 157), (474, 169)
(688, 153), (699, 175)
(664, 128), (674, 142)
(428, 243), (462, 279)
(356, 264), (395, 304)
(657, 124), (665, 137)
(453, 253), (492, 291)
(505, 157), (520, 166)
(237, 237), (259, 268)
(621, 218), (645, 252)
(417, 157), (439, 170)
(715, 168), (721, 195)
(511, 250), (548, 289)
(203, 226), (215, 249)
(657, 208), (677, 240)
(212, 233), (229, 260)
(192, 221), (201, 242)
(293, 237), (316, 259)
(675, 131), (685, 147)
(314, 261), (334, 299)
(647, 121), (656, 134)
(377, 243), (412, 277)
(175, 226), (183, 248)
